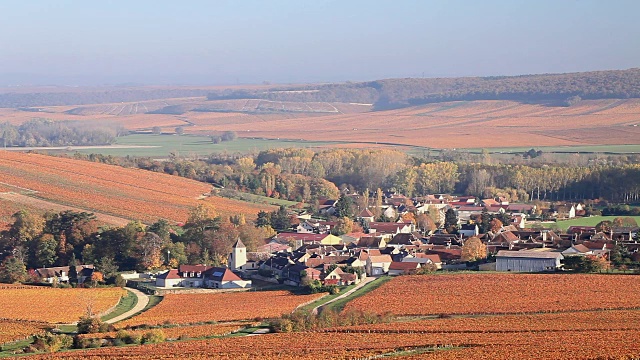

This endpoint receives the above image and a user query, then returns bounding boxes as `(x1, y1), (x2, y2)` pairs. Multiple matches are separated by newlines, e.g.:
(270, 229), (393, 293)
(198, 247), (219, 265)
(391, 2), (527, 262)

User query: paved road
(312, 276), (377, 315)
(105, 287), (150, 324)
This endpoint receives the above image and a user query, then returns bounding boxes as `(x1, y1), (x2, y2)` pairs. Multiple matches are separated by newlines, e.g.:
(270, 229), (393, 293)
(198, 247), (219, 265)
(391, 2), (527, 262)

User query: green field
(529, 216), (640, 231)
(63, 134), (339, 157)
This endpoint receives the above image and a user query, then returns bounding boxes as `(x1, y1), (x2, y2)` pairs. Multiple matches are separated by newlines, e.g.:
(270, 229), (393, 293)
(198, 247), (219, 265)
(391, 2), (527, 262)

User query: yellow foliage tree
(461, 236), (487, 262)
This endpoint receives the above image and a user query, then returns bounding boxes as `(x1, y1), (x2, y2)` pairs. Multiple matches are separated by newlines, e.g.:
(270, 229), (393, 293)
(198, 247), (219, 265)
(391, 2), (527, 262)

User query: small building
(496, 250), (563, 272)
(459, 224), (479, 238)
(561, 244), (592, 257)
(155, 269), (182, 288)
(205, 267), (251, 289)
(365, 254), (393, 276)
(388, 261), (420, 276)
(35, 265), (94, 284)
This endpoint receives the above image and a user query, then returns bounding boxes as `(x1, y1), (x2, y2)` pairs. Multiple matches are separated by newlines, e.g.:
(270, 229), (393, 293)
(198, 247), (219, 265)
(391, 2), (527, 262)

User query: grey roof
(496, 250), (563, 259)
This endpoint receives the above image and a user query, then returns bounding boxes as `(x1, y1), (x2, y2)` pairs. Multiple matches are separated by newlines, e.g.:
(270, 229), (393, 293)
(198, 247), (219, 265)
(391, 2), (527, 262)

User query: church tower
(228, 238), (247, 270)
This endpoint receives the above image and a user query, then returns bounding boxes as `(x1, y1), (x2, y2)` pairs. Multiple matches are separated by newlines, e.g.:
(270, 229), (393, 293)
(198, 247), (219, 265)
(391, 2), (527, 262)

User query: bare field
(3, 98), (640, 149)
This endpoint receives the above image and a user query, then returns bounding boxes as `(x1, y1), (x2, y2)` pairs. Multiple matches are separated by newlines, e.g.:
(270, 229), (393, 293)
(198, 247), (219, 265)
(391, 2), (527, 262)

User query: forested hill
(0, 88), (210, 108)
(208, 68), (640, 109)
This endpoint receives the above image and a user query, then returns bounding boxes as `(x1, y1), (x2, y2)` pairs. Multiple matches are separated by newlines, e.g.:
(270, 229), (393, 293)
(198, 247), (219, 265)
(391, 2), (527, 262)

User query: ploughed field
(4, 98), (640, 150)
(0, 151), (275, 226)
(4, 98), (640, 149)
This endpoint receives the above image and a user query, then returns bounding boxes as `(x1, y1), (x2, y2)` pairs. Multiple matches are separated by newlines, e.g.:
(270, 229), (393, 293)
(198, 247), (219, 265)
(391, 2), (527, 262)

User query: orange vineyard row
(118, 291), (324, 327)
(343, 273), (640, 316)
(0, 287), (125, 324)
(0, 320), (47, 344)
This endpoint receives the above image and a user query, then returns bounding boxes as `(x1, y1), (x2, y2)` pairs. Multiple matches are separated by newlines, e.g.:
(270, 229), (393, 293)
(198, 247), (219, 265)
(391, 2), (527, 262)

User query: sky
(0, 0), (638, 86)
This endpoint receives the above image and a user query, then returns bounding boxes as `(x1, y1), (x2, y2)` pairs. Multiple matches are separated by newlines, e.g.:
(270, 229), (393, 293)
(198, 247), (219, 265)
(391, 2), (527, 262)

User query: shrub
(141, 329), (166, 344)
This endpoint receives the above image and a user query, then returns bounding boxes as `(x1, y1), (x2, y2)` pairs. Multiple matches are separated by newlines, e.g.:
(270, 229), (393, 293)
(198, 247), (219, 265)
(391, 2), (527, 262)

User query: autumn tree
(331, 217), (354, 236)
(595, 220), (613, 233)
(461, 237), (487, 262)
(373, 188), (383, 219)
(416, 213), (437, 234)
(489, 218), (503, 233)
(137, 232), (165, 271)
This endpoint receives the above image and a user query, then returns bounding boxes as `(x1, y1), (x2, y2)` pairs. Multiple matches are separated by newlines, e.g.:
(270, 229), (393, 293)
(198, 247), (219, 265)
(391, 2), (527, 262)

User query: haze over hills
(0, 68), (639, 111)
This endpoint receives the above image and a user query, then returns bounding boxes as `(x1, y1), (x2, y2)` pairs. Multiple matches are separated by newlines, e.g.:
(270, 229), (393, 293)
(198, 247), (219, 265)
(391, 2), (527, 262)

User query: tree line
(73, 147), (640, 204)
(207, 68), (640, 110)
(0, 118), (119, 147)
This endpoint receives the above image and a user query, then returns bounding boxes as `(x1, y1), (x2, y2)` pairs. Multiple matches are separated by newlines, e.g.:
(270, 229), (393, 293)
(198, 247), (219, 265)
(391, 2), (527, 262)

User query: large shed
(496, 250), (563, 272)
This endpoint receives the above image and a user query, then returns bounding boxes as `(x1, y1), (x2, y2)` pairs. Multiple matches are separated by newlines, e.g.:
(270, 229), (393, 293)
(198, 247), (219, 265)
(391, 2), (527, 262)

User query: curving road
(105, 287), (150, 324)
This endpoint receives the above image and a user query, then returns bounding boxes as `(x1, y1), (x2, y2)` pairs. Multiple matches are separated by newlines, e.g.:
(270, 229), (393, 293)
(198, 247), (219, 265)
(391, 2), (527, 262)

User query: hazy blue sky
(0, 0), (638, 85)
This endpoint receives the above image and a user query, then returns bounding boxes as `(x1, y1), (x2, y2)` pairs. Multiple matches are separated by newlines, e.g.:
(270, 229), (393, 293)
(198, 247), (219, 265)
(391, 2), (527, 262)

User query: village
(29, 191), (633, 294)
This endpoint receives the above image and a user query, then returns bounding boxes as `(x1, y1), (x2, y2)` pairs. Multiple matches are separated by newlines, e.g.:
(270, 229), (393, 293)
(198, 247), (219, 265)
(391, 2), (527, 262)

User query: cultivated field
(0, 151), (275, 225)
(4, 98), (640, 150)
(78, 322), (255, 341)
(0, 286), (125, 323)
(22, 324), (640, 359)
(0, 320), (47, 344)
(118, 291), (325, 327)
(343, 274), (640, 316)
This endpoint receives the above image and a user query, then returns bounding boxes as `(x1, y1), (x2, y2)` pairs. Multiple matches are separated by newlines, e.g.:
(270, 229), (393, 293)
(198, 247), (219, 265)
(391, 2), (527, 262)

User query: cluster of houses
(146, 193), (638, 289)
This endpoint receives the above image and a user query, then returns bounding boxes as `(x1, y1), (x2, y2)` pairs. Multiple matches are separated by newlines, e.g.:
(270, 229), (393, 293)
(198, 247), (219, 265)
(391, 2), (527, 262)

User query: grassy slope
(100, 290), (138, 322)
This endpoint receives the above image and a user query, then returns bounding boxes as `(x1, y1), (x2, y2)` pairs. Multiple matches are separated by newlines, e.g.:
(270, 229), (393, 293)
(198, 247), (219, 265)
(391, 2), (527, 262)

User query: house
(177, 264), (212, 287)
(317, 199), (338, 216)
(323, 267), (359, 286)
(35, 265), (95, 284)
(561, 244), (593, 256)
(387, 233), (418, 248)
(365, 254), (393, 276)
(296, 221), (317, 234)
(284, 264), (321, 286)
(357, 236), (387, 249)
(357, 208), (375, 222)
(459, 224), (479, 238)
(388, 262), (420, 276)
(204, 267), (251, 289)
(556, 205), (576, 219)
(155, 269), (182, 288)
(402, 253), (442, 269)
(383, 206), (397, 219)
(496, 250), (563, 272)
(368, 222), (413, 235)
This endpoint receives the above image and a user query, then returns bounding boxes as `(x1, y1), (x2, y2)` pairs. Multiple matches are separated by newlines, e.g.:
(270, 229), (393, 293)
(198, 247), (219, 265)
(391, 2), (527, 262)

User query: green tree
(35, 234), (58, 268)
(444, 208), (459, 233)
(0, 256), (27, 283)
(270, 206), (291, 231)
(256, 210), (271, 227)
(334, 194), (354, 218)
(148, 219), (172, 242)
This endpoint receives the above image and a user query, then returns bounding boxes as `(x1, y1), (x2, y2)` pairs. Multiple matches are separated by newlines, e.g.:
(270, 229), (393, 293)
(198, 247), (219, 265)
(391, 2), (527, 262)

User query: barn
(496, 250), (563, 272)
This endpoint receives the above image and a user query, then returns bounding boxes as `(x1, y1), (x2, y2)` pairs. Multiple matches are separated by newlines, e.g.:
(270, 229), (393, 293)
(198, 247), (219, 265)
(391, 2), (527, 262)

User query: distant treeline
(0, 89), (209, 108)
(0, 118), (119, 147)
(208, 68), (640, 109)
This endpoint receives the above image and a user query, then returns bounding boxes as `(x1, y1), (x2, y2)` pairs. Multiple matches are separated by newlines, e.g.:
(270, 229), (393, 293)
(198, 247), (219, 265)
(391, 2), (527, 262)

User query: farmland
(118, 291), (325, 327)
(343, 274), (640, 316)
(529, 215), (640, 230)
(3, 97), (640, 152)
(0, 286), (125, 323)
(0, 151), (275, 226)
(0, 320), (47, 345)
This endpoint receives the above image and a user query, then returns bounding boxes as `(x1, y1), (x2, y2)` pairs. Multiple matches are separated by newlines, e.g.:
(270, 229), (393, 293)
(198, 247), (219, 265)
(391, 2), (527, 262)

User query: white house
(561, 244), (593, 256)
(365, 254), (393, 276)
(459, 224), (479, 237)
(155, 269), (182, 287)
(205, 267), (251, 289)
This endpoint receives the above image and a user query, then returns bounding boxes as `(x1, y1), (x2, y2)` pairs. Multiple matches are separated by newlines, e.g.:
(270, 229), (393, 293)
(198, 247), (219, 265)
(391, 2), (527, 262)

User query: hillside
(0, 151), (275, 226)
(208, 68), (640, 109)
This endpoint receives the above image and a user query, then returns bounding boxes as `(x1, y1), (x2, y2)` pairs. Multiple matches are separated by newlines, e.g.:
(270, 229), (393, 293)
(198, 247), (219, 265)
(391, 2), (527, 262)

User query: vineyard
(0, 287), (125, 323)
(343, 273), (640, 316)
(0, 320), (47, 344)
(21, 325), (640, 359)
(77, 322), (256, 341)
(3, 97), (640, 150)
(0, 151), (274, 225)
(118, 291), (325, 327)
